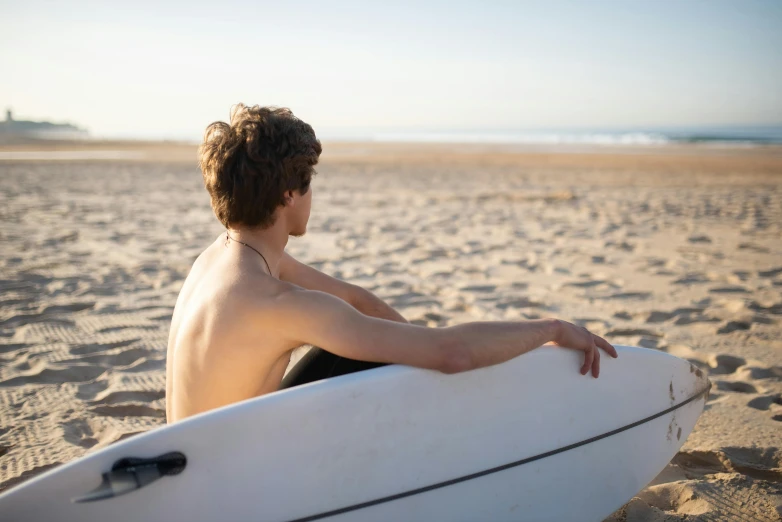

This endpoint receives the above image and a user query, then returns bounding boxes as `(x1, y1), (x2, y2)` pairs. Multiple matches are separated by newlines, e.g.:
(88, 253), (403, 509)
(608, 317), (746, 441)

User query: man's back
(166, 235), (298, 422)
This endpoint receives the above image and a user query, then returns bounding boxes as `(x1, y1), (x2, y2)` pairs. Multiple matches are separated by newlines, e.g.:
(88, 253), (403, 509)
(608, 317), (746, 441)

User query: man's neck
(226, 224), (288, 277)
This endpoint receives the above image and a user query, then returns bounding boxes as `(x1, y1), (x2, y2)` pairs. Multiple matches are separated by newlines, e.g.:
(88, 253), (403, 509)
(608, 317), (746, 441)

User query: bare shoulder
(262, 284), (349, 318)
(251, 284), (329, 329)
(216, 276), (303, 323)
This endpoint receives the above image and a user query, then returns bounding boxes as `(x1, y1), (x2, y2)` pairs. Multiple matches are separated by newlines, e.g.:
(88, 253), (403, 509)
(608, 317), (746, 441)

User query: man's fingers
(592, 344), (600, 378)
(581, 345), (594, 375)
(594, 335), (618, 358)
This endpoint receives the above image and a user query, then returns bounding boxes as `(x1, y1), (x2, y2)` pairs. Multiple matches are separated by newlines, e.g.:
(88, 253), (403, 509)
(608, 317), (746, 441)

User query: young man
(165, 104), (617, 423)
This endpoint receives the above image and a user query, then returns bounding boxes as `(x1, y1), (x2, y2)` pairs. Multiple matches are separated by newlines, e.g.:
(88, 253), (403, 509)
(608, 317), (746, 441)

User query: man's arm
(278, 252), (407, 323)
(267, 288), (617, 377)
(347, 287), (408, 323)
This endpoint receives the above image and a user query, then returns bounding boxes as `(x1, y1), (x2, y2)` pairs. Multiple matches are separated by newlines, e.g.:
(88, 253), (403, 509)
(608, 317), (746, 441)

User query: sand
(0, 140), (781, 520)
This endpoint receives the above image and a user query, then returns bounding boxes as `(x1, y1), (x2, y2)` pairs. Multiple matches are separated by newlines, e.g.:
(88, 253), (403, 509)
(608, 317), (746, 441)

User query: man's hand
(550, 320), (618, 378)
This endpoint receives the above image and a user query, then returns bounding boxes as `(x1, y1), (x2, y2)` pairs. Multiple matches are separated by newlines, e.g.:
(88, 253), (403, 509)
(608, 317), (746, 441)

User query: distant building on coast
(0, 108), (88, 139)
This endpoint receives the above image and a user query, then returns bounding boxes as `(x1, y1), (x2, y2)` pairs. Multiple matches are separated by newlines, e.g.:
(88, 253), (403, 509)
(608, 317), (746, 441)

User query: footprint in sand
(563, 279), (616, 289)
(622, 471), (782, 522)
(637, 338), (662, 349)
(0, 343), (30, 355)
(573, 318), (611, 330)
(76, 379), (111, 400)
(643, 311), (676, 323)
(0, 313), (75, 329)
(68, 338), (140, 355)
(708, 285), (750, 294)
(673, 272), (711, 285)
(716, 320), (752, 334)
(91, 390), (165, 405)
(39, 302), (96, 315)
(675, 314), (721, 326)
(94, 325), (160, 335)
(737, 242), (770, 253)
(708, 354), (746, 375)
(604, 327), (663, 338)
(459, 284), (498, 294)
(746, 394), (782, 412)
(604, 240), (635, 252)
(670, 449), (782, 482)
(495, 298), (548, 310)
(640, 307), (708, 324)
(116, 357), (164, 373)
(749, 300), (782, 315)
(612, 311), (633, 320)
(62, 347), (152, 368)
(0, 363), (106, 387)
(89, 404), (165, 418)
(758, 267), (782, 278)
(714, 381), (757, 394)
(62, 418), (99, 449)
(605, 291), (652, 300)
(735, 365), (782, 381)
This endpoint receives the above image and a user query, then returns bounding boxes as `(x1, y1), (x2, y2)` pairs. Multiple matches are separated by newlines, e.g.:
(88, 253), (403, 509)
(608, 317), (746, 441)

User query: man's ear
(284, 190), (295, 207)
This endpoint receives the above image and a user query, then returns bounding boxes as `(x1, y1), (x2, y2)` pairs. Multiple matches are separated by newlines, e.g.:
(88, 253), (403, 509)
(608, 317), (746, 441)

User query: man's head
(199, 104), (322, 236)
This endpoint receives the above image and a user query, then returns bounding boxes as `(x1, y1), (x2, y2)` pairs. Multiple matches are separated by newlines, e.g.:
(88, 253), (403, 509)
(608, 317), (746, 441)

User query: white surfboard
(0, 345), (710, 522)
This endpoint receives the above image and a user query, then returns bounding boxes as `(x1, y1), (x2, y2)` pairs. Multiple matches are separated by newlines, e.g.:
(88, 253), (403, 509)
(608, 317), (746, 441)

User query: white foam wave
(369, 131), (672, 146)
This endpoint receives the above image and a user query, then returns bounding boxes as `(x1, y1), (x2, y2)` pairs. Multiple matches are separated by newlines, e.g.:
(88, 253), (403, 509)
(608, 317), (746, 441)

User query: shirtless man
(166, 104), (617, 423)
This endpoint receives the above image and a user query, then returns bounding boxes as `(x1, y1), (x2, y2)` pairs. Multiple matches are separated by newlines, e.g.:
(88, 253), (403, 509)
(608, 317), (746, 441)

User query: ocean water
(319, 126), (782, 147)
(0, 150), (144, 161)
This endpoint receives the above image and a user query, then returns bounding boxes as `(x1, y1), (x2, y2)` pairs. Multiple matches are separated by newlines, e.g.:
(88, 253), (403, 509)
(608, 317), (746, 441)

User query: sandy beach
(0, 140), (781, 520)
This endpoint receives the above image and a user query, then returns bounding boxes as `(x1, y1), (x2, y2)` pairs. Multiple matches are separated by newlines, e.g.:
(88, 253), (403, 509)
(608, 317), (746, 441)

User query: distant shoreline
(1, 138), (781, 174)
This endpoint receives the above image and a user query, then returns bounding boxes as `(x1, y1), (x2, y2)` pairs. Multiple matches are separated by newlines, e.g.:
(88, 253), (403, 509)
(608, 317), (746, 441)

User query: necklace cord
(225, 232), (273, 277)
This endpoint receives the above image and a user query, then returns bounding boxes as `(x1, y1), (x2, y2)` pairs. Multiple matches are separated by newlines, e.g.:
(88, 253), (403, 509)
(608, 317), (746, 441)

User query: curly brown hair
(199, 104), (322, 229)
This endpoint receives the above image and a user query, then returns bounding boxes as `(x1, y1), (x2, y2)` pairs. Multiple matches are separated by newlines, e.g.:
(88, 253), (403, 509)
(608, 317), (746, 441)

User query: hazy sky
(1, 0), (781, 139)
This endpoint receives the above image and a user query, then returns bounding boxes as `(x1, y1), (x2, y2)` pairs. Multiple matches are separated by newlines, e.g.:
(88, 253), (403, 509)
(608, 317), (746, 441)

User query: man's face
(289, 186), (312, 238)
